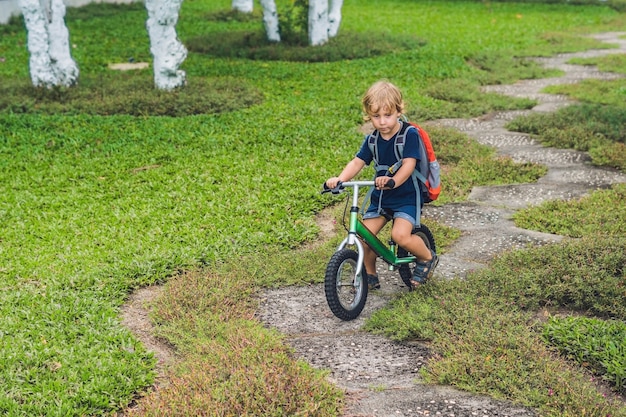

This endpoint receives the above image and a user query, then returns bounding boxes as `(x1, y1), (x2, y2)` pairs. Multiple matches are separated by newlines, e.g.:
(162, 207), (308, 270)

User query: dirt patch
(120, 286), (176, 380)
(121, 32), (626, 416)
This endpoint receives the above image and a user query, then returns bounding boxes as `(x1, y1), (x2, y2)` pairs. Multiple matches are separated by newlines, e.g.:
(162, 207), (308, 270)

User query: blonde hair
(361, 80), (405, 122)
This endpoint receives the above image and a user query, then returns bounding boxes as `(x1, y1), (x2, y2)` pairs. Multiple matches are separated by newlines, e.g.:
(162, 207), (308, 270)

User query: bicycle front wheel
(324, 248), (368, 321)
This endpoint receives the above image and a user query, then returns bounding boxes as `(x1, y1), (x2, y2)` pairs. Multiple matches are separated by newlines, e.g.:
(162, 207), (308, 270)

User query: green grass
(513, 183), (626, 238)
(506, 104), (626, 170)
(0, 75), (263, 116)
(543, 316), (626, 393)
(568, 52), (626, 74)
(366, 234), (626, 415)
(504, 48), (626, 171)
(186, 28), (428, 61)
(0, 0), (625, 415)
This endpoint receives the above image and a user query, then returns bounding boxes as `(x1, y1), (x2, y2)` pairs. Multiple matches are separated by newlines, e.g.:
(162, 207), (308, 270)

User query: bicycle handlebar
(321, 179), (395, 194)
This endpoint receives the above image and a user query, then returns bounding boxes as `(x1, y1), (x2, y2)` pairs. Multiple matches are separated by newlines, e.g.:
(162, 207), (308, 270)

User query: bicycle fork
(336, 207), (405, 278)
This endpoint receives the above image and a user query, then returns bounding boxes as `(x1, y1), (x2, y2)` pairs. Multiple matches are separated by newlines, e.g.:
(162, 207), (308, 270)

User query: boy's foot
(411, 251), (438, 288)
(367, 273), (380, 290)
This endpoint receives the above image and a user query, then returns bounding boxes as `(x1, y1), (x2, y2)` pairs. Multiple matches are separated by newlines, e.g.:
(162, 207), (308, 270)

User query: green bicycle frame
(336, 181), (416, 276)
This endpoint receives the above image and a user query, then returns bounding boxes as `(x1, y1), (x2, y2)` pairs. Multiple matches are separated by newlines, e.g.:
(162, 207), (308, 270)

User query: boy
(325, 80), (438, 289)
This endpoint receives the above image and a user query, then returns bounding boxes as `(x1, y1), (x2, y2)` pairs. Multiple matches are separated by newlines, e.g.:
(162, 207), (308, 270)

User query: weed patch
(127, 268), (343, 416)
(472, 236), (626, 319)
(366, 234), (626, 414)
(186, 30), (426, 61)
(422, 126), (547, 203)
(513, 183), (626, 238)
(544, 316), (626, 394)
(416, 78), (537, 119)
(467, 52), (562, 84)
(506, 103), (626, 170)
(569, 53), (626, 74)
(0, 75), (263, 116)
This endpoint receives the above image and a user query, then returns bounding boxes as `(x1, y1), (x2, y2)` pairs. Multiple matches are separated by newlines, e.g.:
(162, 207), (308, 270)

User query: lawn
(0, 0), (624, 415)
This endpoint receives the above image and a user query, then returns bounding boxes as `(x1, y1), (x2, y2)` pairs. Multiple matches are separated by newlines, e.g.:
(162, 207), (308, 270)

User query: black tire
(398, 224), (436, 290)
(324, 248), (368, 321)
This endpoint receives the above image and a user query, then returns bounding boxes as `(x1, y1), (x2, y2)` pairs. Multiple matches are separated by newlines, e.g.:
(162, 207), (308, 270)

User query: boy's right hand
(326, 177), (341, 189)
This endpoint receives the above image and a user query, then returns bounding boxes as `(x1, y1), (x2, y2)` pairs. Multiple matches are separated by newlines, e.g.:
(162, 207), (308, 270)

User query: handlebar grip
(385, 179), (395, 190)
(321, 182), (344, 194)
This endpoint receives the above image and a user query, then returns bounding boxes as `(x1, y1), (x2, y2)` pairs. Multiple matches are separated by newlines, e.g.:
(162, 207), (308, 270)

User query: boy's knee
(391, 230), (411, 246)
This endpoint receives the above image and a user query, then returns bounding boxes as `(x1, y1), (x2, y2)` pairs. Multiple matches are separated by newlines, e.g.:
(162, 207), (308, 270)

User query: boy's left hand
(375, 176), (394, 190)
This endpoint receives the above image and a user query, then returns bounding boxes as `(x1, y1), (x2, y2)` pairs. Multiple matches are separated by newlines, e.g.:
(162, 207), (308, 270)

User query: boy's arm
(326, 157), (366, 188)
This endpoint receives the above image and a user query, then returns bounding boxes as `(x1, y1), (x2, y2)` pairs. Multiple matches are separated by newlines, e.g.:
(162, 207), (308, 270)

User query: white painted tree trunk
(308, 0), (329, 46)
(145, 0), (187, 91)
(328, 0), (343, 37)
(232, 0), (253, 13)
(259, 0), (280, 42)
(18, 0), (79, 88)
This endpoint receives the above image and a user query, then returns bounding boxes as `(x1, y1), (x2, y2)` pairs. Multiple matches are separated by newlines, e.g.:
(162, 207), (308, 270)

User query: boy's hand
(326, 177), (341, 189)
(375, 176), (394, 190)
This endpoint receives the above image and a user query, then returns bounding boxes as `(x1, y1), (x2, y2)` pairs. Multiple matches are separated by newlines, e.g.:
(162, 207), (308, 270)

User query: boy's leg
(390, 218), (431, 261)
(391, 217), (438, 287)
(361, 216), (387, 288)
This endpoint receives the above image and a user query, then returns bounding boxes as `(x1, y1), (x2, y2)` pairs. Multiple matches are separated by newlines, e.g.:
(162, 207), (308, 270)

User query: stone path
(257, 32), (626, 416)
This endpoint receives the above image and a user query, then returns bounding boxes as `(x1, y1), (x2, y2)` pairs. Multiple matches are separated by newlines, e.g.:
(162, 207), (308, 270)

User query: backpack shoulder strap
(366, 130), (380, 168)
(394, 120), (415, 161)
(413, 124), (430, 185)
(397, 119), (426, 210)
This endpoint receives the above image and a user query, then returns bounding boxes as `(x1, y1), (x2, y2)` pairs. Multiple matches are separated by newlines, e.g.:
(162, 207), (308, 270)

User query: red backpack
(367, 120), (441, 205)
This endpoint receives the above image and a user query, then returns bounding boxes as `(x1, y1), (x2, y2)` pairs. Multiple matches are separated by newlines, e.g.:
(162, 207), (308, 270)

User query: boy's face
(368, 106), (401, 136)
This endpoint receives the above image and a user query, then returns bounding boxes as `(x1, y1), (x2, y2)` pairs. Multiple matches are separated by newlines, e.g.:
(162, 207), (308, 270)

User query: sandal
(411, 251), (438, 288)
(367, 273), (380, 290)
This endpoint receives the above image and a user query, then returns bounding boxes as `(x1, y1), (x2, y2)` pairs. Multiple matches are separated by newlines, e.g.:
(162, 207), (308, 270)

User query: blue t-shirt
(356, 122), (421, 210)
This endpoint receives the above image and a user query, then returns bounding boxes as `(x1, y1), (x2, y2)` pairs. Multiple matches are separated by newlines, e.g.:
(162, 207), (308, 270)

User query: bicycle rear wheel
(398, 224), (437, 290)
(324, 248), (368, 320)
